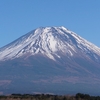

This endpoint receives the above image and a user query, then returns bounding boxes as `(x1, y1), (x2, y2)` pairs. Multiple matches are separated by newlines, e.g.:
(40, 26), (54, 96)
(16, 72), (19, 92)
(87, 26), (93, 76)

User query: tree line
(0, 93), (100, 100)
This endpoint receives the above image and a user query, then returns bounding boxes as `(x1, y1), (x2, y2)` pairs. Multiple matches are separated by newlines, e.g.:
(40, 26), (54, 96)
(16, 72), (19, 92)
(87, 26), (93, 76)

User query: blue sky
(0, 0), (100, 47)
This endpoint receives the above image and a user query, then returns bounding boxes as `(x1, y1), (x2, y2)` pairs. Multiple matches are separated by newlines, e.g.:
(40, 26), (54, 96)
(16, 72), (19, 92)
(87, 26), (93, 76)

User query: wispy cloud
(0, 80), (11, 86)
(0, 92), (3, 95)
(32, 76), (100, 84)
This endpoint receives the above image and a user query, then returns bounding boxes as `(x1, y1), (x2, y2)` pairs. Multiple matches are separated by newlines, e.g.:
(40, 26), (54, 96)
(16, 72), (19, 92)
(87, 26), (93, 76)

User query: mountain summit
(0, 26), (100, 95)
(0, 26), (100, 61)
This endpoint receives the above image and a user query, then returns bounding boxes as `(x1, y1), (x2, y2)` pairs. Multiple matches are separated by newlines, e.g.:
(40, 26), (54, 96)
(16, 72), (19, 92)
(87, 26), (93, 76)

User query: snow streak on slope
(0, 26), (100, 61)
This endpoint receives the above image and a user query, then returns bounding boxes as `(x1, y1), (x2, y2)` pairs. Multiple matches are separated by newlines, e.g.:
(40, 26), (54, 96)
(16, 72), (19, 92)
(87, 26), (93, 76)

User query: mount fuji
(0, 26), (100, 95)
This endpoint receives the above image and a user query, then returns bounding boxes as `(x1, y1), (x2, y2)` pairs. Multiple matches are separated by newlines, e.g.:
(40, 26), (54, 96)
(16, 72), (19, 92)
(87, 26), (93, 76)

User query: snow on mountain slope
(0, 26), (100, 61)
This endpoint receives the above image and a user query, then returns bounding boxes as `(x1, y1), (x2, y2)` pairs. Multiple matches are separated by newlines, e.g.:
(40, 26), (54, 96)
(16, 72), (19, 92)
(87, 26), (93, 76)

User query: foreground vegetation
(0, 93), (100, 100)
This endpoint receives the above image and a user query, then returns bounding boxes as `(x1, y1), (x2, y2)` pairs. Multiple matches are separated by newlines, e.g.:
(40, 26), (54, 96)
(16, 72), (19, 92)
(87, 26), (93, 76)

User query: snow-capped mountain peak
(0, 26), (100, 61)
